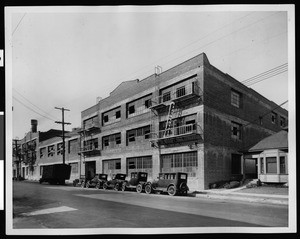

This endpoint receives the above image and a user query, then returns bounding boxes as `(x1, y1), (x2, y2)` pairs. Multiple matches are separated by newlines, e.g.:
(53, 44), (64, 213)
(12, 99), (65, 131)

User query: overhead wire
(13, 96), (57, 122)
(13, 88), (59, 121)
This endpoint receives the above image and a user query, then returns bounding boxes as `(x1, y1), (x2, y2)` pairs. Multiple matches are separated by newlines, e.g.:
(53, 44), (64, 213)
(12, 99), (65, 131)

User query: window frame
(231, 89), (241, 108)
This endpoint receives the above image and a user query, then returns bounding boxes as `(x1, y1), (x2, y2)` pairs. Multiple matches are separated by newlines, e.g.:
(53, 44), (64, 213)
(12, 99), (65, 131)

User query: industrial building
(79, 53), (288, 191)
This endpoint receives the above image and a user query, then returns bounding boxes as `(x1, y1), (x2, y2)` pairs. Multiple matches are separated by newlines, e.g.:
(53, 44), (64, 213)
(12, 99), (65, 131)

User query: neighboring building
(12, 120), (81, 182)
(243, 128), (288, 183)
(79, 53), (288, 191)
(37, 128), (81, 182)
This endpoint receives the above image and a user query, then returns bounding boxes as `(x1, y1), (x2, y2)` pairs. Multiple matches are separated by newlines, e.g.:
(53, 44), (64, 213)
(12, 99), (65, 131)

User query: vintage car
(121, 172), (148, 193)
(103, 173), (127, 191)
(72, 176), (86, 187)
(84, 174), (108, 189)
(144, 172), (189, 196)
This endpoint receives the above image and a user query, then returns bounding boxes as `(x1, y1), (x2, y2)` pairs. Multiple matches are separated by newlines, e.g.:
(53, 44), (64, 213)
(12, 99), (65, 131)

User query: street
(12, 181), (288, 229)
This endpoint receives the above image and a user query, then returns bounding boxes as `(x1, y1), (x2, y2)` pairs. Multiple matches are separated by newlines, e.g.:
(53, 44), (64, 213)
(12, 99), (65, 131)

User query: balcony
(150, 123), (203, 145)
(79, 119), (101, 133)
(79, 144), (101, 156)
(149, 81), (202, 112)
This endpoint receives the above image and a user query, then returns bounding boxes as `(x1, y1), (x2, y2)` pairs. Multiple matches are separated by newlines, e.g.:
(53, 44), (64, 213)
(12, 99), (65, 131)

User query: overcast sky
(6, 6), (293, 139)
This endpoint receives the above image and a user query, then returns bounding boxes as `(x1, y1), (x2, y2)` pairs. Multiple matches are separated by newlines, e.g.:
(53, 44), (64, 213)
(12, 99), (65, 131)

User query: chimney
(31, 119), (38, 133)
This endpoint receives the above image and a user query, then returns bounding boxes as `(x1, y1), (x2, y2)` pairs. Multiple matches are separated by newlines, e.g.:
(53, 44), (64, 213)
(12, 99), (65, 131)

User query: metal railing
(80, 144), (100, 152)
(83, 118), (100, 130)
(151, 123), (201, 140)
(150, 81), (201, 107)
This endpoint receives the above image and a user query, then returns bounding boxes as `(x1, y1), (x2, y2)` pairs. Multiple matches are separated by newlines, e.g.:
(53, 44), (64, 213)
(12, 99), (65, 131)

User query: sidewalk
(191, 186), (289, 205)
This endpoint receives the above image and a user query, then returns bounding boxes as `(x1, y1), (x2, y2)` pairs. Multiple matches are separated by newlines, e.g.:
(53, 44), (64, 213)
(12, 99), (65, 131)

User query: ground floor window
(260, 157), (264, 173)
(280, 156), (286, 174)
(127, 156), (152, 178)
(103, 159), (122, 179)
(266, 157), (277, 174)
(40, 166), (43, 176)
(161, 151), (197, 177)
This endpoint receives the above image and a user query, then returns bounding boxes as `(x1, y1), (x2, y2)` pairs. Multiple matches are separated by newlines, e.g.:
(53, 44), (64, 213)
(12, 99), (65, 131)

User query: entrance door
(85, 161), (96, 180)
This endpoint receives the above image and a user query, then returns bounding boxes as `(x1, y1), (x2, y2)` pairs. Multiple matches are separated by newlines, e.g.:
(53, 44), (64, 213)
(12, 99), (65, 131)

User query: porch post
(276, 150), (280, 175)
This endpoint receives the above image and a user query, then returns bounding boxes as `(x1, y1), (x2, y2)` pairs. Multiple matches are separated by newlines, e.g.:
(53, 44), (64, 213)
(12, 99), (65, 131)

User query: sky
(6, 5), (293, 139)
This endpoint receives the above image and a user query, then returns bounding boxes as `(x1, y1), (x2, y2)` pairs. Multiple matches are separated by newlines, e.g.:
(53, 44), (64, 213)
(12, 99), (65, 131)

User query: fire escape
(78, 116), (101, 157)
(149, 80), (203, 147)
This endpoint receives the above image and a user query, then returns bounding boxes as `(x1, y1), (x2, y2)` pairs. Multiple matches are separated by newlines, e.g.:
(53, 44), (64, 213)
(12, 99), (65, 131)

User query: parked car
(72, 176), (86, 187)
(85, 174), (108, 189)
(121, 172), (148, 193)
(144, 172), (189, 196)
(103, 173), (127, 191)
(39, 164), (71, 185)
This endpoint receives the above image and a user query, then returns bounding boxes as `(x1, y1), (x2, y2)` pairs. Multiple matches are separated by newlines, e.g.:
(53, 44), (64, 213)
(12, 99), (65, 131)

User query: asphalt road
(11, 181), (288, 230)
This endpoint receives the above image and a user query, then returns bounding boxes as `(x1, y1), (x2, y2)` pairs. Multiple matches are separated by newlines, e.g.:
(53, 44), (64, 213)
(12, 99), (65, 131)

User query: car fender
(167, 183), (176, 190)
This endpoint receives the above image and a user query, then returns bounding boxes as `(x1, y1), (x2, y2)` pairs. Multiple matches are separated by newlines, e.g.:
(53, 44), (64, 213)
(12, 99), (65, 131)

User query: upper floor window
(83, 115), (99, 130)
(126, 125), (151, 145)
(176, 86), (186, 98)
(231, 90), (242, 108)
(102, 133), (122, 149)
(271, 112), (278, 124)
(127, 94), (152, 118)
(48, 145), (55, 157)
(57, 143), (63, 155)
(231, 121), (242, 140)
(280, 116), (286, 127)
(40, 147), (46, 158)
(102, 107), (121, 125)
(68, 139), (79, 154)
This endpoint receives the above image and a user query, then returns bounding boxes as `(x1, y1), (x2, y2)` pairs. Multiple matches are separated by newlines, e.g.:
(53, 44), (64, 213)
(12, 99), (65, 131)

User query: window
(260, 157), (264, 173)
(176, 86), (186, 98)
(145, 99), (151, 108)
(40, 166), (43, 176)
(116, 162), (121, 169)
(280, 156), (286, 174)
(280, 116), (286, 127)
(103, 115), (109, 123)
(128, 105), (135, 114)
(231, 122), (242, 140)
(116, 110), (121, 119)
(57, 143), (63, 155)
(48, 145), (54, 157)
(116, 134), (121, 144)
(103, 137), (109, 147)
(271, 112), (278, 124)
(231, 90), (241, 108)
(128, 132), (135, 142)
(68, 139), (78, 154)
(266, 157), (277, 174)
(259, 116), (263, 125)
(163, 92), (171, 102)
(40, 148), (45, 158)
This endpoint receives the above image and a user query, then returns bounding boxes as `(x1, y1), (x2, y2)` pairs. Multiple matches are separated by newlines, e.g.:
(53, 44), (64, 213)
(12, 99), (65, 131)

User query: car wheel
(121, 183), (127, 192)
(103, 183), (108, 190)
(95, 182), (100, 189)
(167, 185), (177, 196)
(136, 184), (143, 193)
(145, 184), (152, 194)
(81, 181), (85, 188)
(114, 183), (120, 191)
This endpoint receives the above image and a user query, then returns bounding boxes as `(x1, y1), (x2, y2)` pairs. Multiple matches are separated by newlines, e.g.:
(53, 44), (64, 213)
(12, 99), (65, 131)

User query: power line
(13, 88), (59, 121)
(242, 64), (288, 85)
(13, 96), (56, 122)
(245, 69), (288, 87)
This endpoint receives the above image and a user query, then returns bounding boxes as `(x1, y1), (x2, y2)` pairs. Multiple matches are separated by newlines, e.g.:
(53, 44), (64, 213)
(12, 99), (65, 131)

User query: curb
(193, 192), (288, 205)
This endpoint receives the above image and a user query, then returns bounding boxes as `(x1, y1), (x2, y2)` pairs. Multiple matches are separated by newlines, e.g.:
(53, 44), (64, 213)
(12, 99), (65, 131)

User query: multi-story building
(37, 127), (81, 182)
(12, 120), (81, 182)
(79, 53), (288, 191)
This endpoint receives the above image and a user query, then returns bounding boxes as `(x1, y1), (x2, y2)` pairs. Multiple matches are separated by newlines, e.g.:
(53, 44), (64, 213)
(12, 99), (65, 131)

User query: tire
(121, 182), (127, 192)
(103, 183), (108, 190)
(145, 184), (152, 194)
(95, 182), (101, 189)
(81, 181), (85, 188)
(114, 183), (120, 191)
(136, 184), (143, 193)
(167, 185), (177, 196)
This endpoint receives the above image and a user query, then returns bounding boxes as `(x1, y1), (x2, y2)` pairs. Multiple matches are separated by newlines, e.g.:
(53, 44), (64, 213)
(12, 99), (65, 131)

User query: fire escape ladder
(164, 101), (175, 138)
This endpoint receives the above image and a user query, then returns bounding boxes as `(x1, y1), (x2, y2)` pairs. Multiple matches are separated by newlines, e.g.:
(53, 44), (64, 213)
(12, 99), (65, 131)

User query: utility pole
(13, 138), (21, 179)
(55, 107), (71, 165)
